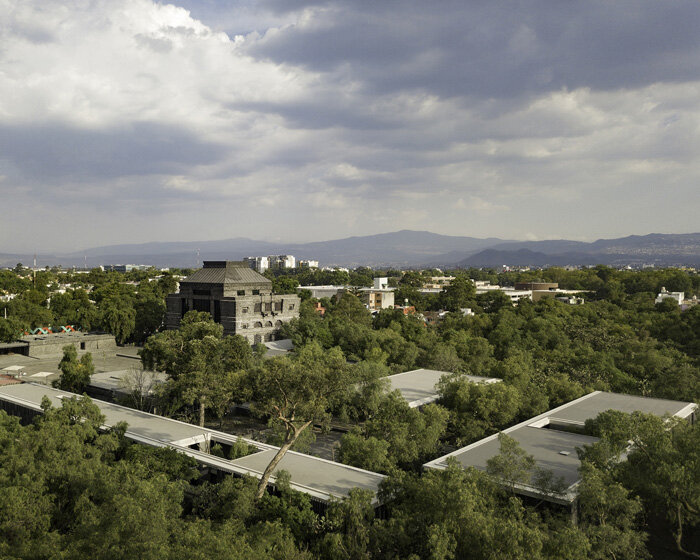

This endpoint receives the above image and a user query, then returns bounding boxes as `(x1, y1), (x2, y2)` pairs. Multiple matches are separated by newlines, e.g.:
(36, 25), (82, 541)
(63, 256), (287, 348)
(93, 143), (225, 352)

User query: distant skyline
(2, 1), (700, 253)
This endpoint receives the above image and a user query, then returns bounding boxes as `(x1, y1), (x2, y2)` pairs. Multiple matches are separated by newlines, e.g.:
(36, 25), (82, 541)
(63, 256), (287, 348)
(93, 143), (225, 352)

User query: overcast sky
(2, 0), (699, 253)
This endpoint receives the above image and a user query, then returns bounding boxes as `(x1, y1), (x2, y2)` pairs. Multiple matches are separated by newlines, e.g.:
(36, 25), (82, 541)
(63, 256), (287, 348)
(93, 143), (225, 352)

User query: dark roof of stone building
(181, 261), (272, 287)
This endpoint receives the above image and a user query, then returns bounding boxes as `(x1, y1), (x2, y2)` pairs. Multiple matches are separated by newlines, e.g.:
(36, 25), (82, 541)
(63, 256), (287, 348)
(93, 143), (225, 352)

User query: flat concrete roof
(230, 449), (386, 500)
(387, 368), (500, 408)
(0, 382), (385, 502)
(425, 391), (697, 504)
(0, 383), (208, 446)
(548, 391), (696, 424)
(444, 425), (598, 489)
(0, 350), (143, 383)
(88, 369), (167, 394)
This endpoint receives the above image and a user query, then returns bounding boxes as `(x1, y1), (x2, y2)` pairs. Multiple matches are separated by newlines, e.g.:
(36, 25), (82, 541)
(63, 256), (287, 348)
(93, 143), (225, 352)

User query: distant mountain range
(1, 231), (699, 269)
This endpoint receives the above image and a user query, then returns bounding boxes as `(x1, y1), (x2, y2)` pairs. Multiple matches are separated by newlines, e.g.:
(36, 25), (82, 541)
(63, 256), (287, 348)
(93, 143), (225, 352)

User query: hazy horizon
(2, 1), (700, 253)
(3, 228), (700, 257)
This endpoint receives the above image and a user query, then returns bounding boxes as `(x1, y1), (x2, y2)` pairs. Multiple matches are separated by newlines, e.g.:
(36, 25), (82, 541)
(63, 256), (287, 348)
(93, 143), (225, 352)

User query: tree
(583, 411), (700, 555)
(486, 433), (535, 493)
(101, 295), (136, 344)
(53, 345), (95, 393)
(438, 379), (523, 444)
(118, 366), (161, 411)
(328, 293), (373, 328)
(141, 311), (252, 428)
(439, 275), (476, 312)
(0, 317), (23, 343)
(339, 392), (448, 472)
(247, 342), (356, 500)
(50, 289), (99, 330)
(577, 463), (649, 560)
(476, 290), (513, 313)
(133, 292), (166, 343)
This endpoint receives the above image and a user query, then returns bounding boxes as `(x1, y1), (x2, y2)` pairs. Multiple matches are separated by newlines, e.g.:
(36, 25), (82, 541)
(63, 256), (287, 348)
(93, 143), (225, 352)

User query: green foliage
(486, 433), (536, 492)
(53, 345), (95, 393)
(0, 316), (24, 342)
(141, 311), (251, 427)
(581, 411), (700, 555)
(101, 295), (137, 344)
(339, 393), (448, 472)
(439, 274), (476, 312)
(0, 398), (311, 559)
(439, 379), (523, 444)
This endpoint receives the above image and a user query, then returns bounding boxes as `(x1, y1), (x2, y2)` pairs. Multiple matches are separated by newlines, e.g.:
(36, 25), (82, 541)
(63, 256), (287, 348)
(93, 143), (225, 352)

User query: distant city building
(107, 264), (152, 273)
(244, 255), (314, 272)
(297, 285), (348, 299)
(655, 287), (684, 305)
(270, 255), (296, 269)
(243, 256), (269, 273)
(165, 261), (299, 344)
(514, 282), (558, 291)
(423, 276), (455, 290)
(359, 280), (395, 311)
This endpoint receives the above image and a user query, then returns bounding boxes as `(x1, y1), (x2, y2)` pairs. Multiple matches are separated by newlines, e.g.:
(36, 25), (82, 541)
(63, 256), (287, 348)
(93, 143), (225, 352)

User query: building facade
(165, 261), (299, 344)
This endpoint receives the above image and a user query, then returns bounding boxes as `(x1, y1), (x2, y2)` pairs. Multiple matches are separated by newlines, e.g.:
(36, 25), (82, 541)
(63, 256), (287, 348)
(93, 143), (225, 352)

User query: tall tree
(53, 345), (95, 393)
(247, 342), (356, 500)
(583, 411), (700, 556)
(439, 275), (476, 312)
(101, 296), (136, 344)
(140, 311), (252, 427)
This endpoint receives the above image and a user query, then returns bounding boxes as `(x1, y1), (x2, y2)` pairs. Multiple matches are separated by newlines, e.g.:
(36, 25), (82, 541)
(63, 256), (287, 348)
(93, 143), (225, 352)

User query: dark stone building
(165, 261), (300, 344)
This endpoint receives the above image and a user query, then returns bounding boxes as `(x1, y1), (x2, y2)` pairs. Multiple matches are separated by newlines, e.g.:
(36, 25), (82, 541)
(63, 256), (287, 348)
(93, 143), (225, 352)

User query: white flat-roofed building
(655, 287), (685, 305)
(0, 383), (385, 505)
(298, 285), (348, 299)
(386, 368), (500, 408)
(243, 256), (269, 273)
(424, 391), (696, 506)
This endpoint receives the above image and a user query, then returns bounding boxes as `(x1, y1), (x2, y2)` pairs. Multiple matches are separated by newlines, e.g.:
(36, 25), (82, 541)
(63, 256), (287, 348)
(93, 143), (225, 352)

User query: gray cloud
(0, 0), (699, 253)
(249, 1), (700, 97)
(0, 122), (228, 183)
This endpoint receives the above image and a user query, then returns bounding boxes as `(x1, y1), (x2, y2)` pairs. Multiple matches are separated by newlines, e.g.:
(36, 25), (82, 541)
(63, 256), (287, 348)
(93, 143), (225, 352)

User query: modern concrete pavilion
(424, 391), (697, 506)
(386, 368), (500, 408)
(0, 383), (385, 506)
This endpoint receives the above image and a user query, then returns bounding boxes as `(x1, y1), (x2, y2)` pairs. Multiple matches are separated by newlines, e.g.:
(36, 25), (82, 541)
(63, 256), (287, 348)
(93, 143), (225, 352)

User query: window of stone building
(254, 303), (261, 312)
(242, 307), (248, 313)
(237, 290), (245, 296)
(254, 321), (263, 328)
(252, 290), (260, 295)
(289, 304), (295, 310)
(241, 323), (248, 329)
(274, 302), (282, 311)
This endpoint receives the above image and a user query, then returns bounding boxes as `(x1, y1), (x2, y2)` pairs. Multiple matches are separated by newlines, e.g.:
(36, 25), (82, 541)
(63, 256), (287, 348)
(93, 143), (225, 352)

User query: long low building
(424, 391), (696, 506)
(386, 368), (500, 408)
(0, 383), (385, 506)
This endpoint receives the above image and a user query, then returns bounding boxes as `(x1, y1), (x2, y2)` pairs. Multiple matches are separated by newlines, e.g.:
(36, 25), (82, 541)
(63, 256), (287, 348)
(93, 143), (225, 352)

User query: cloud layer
(1, 0), (699, 252)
